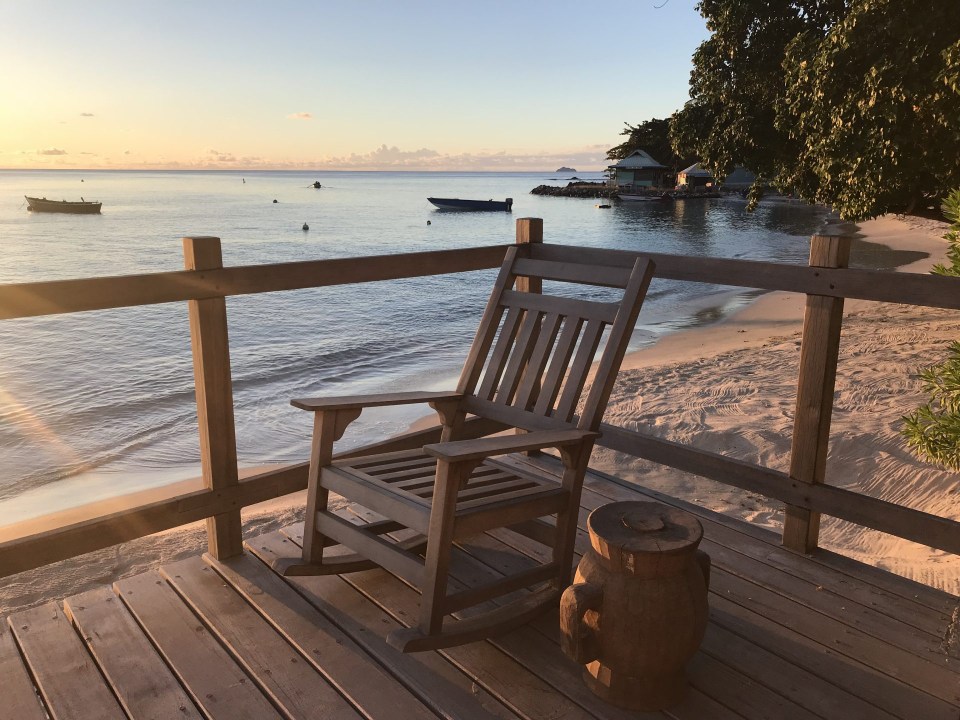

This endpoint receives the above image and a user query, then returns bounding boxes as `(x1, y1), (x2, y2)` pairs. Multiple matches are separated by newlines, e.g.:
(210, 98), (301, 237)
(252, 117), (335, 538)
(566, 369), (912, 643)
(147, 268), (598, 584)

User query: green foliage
(607, 118), (698, 169)
(903, 343), (960, 470)
(671, 0), (960, 220)
(931, 189), (960, 277)
(903, 189), (960, 470)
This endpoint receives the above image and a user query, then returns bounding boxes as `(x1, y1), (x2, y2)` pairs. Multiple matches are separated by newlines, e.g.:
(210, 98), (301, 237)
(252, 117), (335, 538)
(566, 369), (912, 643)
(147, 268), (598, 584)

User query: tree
(607, 118), (698, 170)
(671, 0), (960, 219)
(902, 189), (960, 471)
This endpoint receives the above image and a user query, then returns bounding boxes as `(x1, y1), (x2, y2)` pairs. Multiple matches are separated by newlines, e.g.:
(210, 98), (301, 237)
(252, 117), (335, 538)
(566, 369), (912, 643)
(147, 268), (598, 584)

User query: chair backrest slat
(493, 309), (543, 405)
(553, 318), (605, 423)
(456, 248), (519, 396)
(456, 245), (655, 437)
(513, 312), (562, 411)
(477, 305), (523, 400)
(533, 316), (584, 416)
(579, 257), (655, 427)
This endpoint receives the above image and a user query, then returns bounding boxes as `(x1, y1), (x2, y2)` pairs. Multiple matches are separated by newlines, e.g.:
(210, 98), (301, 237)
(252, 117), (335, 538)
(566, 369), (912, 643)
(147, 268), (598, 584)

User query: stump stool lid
(587, 501), (703, 575)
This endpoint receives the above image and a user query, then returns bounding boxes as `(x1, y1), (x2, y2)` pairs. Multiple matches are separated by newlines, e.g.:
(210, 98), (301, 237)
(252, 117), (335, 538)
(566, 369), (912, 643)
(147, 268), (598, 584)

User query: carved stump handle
(560, 582), (602, 664)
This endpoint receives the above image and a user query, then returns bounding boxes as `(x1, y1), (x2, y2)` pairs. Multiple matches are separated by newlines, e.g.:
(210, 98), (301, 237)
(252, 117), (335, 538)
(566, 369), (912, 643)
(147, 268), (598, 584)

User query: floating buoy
(273, 199), (278, 203)
(302, 223), (309, 231)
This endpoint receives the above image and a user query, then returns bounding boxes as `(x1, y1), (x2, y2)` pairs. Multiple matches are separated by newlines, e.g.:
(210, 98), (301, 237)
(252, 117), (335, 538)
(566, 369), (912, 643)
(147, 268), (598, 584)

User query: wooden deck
(2, 463), (958, 720)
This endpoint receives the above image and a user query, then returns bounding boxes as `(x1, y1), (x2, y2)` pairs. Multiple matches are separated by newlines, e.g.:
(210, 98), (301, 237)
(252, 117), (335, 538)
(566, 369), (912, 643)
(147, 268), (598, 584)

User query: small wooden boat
(617, 192), (672, 203)
(25, 196), (101, 214)
(427, 197), (513, 212)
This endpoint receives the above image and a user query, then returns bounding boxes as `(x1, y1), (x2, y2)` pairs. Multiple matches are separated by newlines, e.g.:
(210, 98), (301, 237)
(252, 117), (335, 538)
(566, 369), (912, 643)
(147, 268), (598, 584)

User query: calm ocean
(0, 169), (896, 522)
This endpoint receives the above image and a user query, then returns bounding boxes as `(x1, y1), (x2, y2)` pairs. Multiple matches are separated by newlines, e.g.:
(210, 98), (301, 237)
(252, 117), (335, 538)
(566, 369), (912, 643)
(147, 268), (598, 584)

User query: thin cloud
(80, 112), (95, 117)
(206, 149), (236, 162)
(319, 144), (607, 171)
(36, 148), (67, 156)
(286, 112), (313, 120)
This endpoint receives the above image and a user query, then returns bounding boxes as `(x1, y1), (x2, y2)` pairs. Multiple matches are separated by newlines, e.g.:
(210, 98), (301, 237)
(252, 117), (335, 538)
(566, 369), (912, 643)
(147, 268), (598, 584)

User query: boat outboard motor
(506, 198), (513, 211)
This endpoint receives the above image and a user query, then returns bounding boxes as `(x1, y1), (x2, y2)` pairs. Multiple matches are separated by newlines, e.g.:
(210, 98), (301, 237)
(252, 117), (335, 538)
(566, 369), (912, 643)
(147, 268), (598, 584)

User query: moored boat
(427, 197), (513, 212)
(617, 192), (672, 203)
(25, 196), (102, 214)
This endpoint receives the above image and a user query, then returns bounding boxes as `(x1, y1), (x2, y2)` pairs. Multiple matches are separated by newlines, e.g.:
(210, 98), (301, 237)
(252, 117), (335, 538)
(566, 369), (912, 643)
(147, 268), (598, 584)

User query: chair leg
(418, 459), (471, 636)
(553, 443), (593, 587)
(302, 411), (339, 566)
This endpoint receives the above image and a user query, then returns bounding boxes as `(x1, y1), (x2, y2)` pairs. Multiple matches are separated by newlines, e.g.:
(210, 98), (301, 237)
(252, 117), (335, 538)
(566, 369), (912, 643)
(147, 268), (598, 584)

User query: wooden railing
(0, 219), (958, 579)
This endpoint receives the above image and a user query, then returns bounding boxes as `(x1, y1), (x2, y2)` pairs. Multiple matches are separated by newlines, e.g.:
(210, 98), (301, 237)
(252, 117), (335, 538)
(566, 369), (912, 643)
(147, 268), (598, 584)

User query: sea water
(0, 170), (903, 522)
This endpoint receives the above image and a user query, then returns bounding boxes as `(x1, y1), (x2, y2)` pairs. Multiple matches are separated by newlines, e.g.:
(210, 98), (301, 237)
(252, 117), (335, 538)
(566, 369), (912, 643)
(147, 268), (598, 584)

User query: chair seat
(323, 447), (568, 538)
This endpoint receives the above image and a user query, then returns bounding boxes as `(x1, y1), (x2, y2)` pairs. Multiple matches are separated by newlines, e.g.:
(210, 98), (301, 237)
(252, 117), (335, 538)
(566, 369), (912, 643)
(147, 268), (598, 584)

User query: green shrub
(903, 189), (960, 470)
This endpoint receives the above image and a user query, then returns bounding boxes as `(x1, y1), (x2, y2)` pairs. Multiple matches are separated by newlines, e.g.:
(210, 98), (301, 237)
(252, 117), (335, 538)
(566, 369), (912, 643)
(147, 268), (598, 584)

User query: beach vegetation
(607, 118), (698, 170)
(903, 188), (960, 470)
(670, 0), (960, 220)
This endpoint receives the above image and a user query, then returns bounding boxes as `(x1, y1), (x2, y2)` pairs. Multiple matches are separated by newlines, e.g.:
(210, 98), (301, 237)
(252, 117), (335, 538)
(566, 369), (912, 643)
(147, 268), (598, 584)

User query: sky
(0, 1), (709, 171)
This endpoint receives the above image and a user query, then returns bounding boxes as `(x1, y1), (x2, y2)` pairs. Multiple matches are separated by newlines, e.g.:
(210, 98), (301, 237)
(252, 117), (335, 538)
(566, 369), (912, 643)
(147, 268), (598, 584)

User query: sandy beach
(2, 213), (957, 616)
(593, 214), (960, 595)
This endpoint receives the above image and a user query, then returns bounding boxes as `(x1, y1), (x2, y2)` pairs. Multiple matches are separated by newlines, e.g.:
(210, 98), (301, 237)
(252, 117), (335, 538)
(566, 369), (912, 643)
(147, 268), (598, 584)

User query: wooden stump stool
(560, 501), (710, 711)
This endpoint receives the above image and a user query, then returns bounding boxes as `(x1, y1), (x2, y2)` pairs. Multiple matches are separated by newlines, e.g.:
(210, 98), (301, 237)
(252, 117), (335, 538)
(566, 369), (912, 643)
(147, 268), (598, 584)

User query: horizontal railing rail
(2, 239), (959, 321)
(0, 244), (511, 320)
(0, 218), (958, 580)
(596, 424), (960, 556)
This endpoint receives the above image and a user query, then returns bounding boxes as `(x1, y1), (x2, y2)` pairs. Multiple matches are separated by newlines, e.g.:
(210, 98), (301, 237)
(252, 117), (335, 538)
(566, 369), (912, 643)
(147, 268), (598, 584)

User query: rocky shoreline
(530, 181), (613, 199)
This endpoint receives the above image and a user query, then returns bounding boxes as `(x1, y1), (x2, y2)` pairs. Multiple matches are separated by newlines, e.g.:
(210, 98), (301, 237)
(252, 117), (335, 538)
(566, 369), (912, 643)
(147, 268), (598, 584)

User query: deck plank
(9, 601), (126, 720)
(709, 595), (960, 720)
(204, 550), (443, 720)
(714, 565), (960, 706)
(577, 471), (954, 636)
(284, 517), (739, 720)
(451, 530), (815, 720)
(0, 618), (46, 720)
(63, 586), (202, 719)
(573, 484), (952, 663)
(244, 532), (521, 720)
(160, 556), (363, 720)
(255, 529), (598, 720)
(458, 495), (942, 720)
(10, 468), (959, 720)
(701, 622), (899, 720)
(582, 468), (959, 617)
(116, 571), (283, 720)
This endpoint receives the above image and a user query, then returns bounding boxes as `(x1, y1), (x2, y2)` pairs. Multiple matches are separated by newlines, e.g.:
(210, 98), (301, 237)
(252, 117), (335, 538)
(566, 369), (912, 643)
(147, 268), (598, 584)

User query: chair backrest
(455, 245), (655, 434)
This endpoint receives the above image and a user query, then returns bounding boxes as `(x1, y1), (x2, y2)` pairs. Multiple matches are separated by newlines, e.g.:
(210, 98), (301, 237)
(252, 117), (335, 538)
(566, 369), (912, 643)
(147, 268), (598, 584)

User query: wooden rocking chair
(276, 245), (655, 652)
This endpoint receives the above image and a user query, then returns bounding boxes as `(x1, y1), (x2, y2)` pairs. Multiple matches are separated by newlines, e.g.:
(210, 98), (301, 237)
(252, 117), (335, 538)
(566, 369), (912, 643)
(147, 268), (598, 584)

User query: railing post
(515, 218), (543, 293)
(183, 236), (243, 559)
(782, 223), (857, 553)
(515, 218), (543, 444)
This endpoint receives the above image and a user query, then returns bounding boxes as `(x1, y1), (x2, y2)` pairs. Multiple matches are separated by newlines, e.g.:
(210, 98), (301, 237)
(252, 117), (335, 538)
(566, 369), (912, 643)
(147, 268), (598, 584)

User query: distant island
(555, 166), (577, 173)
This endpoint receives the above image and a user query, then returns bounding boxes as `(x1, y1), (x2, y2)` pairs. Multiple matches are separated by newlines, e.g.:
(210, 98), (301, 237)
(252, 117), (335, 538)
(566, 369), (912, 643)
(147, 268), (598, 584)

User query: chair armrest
(291, 390), (462, 412)
(423, 429), (598, 463)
